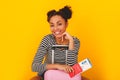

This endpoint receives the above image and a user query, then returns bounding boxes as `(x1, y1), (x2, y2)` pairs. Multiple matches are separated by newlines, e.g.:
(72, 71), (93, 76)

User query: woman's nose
(54, 26), (58, 31)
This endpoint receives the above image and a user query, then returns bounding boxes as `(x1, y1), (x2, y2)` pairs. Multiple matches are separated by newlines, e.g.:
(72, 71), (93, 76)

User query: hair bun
(47, 10), (56, 21)
(47, 10), (56, 18)
(59, 6), (72, 19)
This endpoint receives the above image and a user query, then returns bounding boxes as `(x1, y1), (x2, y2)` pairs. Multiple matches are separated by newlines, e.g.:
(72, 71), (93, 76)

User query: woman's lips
(54, 31), (61, 35)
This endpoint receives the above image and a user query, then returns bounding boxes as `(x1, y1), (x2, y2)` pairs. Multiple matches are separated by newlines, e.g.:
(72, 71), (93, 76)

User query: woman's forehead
(49, 15), (65, 23)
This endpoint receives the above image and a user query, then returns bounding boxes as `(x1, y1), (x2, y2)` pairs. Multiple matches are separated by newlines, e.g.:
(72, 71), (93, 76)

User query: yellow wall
(0, 0), (120, 80)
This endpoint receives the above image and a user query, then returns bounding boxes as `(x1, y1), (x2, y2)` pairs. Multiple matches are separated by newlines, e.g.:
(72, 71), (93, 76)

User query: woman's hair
(47, 6), (72, 22)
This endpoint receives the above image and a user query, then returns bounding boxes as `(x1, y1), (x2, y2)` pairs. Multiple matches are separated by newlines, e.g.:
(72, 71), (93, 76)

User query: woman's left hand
(61, 32), (73, 42)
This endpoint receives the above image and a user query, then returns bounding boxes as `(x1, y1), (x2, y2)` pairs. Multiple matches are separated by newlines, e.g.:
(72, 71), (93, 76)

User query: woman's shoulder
(72, 36), (80, 43)
(72, 36), (80, 40)
(42, 34), (54, 41)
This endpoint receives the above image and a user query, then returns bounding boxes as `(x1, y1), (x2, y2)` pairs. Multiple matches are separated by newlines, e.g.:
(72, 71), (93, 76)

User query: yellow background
(0, 0), (120, 80)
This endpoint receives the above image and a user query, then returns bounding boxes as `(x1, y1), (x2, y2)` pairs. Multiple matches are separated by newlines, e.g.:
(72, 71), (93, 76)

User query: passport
(69, 58), (92, 78)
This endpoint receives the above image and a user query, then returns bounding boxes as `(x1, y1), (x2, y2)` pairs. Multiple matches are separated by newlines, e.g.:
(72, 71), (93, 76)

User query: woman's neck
(55, 37), (68, 45)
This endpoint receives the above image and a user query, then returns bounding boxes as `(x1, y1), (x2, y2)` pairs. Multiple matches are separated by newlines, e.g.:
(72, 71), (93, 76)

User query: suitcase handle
(52, 45), (68, 64)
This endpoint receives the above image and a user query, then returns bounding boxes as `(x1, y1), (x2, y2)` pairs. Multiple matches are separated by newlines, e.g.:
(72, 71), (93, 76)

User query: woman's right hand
(56, 64), (74, 73)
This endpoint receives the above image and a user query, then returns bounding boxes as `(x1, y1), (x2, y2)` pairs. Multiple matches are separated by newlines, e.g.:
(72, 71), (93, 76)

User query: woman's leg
(44, 70), (81, 80)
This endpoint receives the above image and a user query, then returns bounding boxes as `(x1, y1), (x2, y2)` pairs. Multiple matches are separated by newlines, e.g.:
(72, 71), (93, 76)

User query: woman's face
(49, 15), (68, 38)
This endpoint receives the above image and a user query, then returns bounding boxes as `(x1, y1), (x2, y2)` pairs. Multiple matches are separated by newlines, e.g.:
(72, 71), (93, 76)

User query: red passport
(69, 63), (82, 78)
(69, 58), (92, 78)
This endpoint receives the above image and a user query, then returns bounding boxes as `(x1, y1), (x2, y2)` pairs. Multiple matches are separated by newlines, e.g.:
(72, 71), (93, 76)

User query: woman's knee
(44, 70), (54, 79)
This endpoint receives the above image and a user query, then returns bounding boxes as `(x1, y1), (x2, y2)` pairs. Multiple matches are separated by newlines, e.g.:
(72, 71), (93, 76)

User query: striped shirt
(32, 34), (80, 75)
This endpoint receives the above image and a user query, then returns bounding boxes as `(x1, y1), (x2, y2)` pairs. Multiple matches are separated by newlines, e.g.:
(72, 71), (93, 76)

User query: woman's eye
(50, 25), (54, 27)
(58, 23), (62, 26)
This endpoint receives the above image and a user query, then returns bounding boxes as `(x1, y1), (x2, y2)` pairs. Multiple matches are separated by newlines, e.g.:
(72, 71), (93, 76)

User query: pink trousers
(44, 70), (81, 80)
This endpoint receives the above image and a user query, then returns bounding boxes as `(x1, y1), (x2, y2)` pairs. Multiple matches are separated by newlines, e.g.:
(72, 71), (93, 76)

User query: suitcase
(51, 45), (68, 64)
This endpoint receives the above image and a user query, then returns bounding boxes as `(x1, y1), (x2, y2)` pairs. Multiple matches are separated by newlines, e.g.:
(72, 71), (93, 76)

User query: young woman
(32, 6), (81, 80)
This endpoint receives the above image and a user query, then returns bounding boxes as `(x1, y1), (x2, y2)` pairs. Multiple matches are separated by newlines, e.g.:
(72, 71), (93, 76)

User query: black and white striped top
(32, 34), (80, 76)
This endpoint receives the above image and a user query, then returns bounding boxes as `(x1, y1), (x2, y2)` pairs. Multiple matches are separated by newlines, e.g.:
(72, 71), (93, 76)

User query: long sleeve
(67, 37), (80, 66)
(32, 36), (49, 75)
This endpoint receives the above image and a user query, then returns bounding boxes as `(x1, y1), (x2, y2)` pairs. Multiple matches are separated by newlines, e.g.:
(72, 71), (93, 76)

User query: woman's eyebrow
(57, 20), (61, 23)
(49, 22), (54, 24)
(49, 20), (61, 24)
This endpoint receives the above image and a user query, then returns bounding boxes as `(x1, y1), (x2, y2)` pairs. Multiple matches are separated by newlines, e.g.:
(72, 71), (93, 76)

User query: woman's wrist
(68, 38), (74, 50)
(54, 64), (61, 69)
(46, 64), (60, 70)
(69, 38), (74, 43)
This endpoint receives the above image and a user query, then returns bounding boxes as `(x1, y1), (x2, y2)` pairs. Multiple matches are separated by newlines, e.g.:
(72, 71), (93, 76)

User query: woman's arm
(61, 32), (80, 66)
(46, 64), (73, 73)
(67, 37), (80, 65)
(32, 35), (49, 75)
